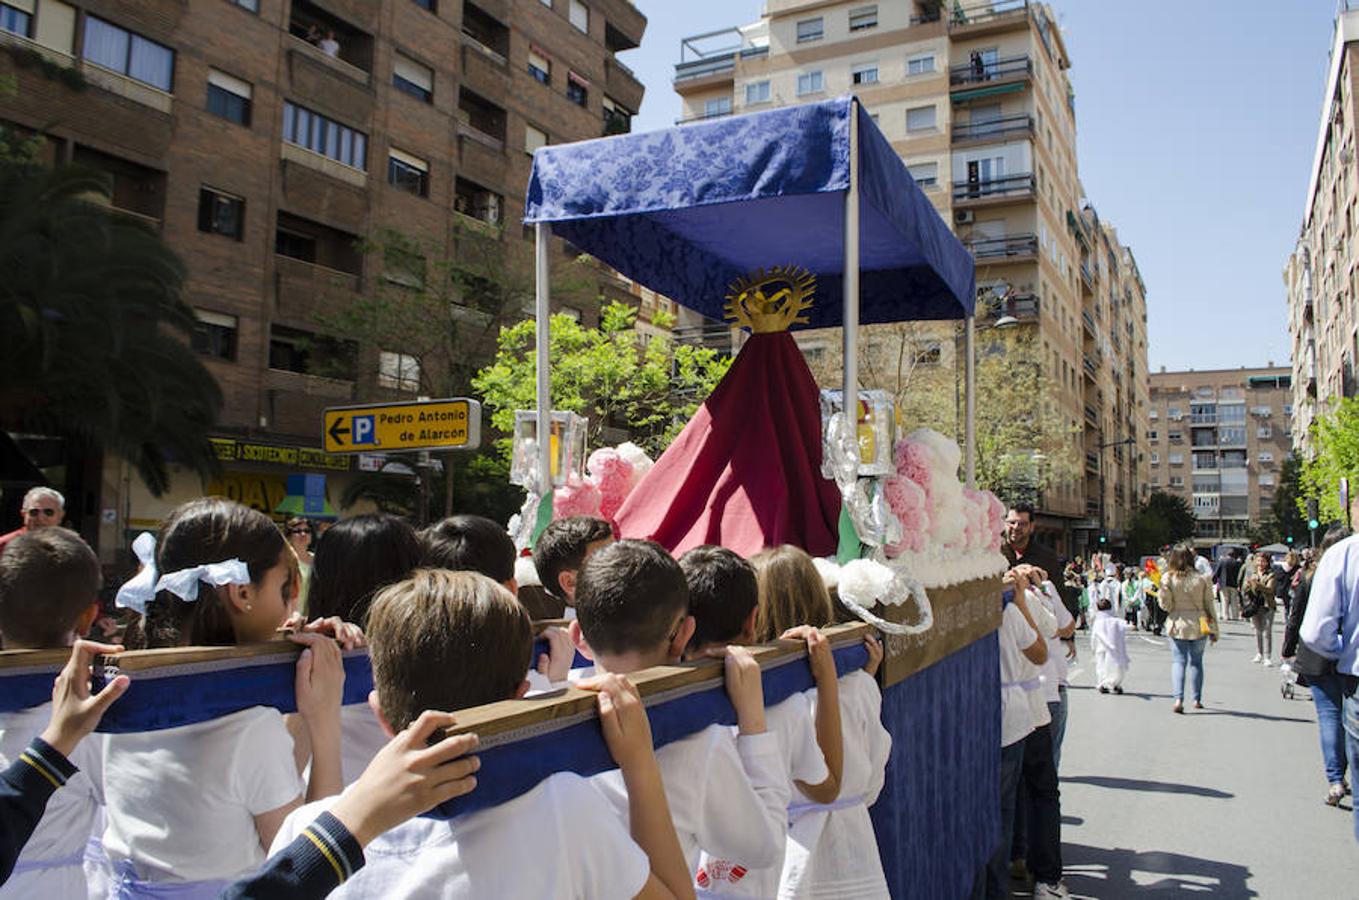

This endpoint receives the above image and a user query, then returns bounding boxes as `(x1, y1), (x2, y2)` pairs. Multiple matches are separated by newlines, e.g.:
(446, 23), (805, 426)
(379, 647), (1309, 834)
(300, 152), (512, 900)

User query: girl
(1090, 597), (1130, 694)
(751, 546), (891, 899)
(105, 499), (346, 896)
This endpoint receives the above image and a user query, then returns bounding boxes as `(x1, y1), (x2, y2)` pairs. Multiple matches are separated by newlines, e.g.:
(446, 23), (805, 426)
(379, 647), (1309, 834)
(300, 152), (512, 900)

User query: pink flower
(884, 475), (930, 557)
(553, 476), (601, 519)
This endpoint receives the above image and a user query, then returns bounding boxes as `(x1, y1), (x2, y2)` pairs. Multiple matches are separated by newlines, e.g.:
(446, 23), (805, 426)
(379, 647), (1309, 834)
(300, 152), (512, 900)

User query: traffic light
(1309, 518), (1321, 531)
(1098, 534), (1107, 544)
(1308, 498), (1320, 531)
(1286, 535), (1294, 544)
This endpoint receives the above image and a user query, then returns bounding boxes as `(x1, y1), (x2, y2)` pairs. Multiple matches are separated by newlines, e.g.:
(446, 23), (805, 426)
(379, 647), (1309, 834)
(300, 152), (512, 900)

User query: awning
(524, 95), (975, 325)
(950, 82), (1027, 103)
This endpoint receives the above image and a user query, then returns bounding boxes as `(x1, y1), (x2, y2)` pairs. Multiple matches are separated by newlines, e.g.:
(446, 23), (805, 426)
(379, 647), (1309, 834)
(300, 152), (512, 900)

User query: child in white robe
(1090, 598), (1131, 694)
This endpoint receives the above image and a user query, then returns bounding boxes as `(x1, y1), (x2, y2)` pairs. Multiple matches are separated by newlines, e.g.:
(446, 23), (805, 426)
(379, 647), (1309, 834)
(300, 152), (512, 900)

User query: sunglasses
(24, 508), (58, 518)
(288, 527), (311, 535)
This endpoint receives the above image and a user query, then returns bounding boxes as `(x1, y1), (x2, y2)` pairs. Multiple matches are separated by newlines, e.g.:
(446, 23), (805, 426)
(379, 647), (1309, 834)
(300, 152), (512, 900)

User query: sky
(618, 0), (1342, 373)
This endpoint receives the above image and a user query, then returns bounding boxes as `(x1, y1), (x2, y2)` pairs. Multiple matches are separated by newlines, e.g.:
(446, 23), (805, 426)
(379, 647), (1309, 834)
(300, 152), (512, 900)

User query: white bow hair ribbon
(115, 532), (252, 614)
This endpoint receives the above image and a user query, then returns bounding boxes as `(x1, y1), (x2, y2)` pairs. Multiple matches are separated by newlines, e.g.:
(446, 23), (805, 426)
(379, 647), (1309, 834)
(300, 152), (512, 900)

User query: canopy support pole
(535, 223), (552, 497)
(842, 99), (860, 448)
(964, 315), (976, 489)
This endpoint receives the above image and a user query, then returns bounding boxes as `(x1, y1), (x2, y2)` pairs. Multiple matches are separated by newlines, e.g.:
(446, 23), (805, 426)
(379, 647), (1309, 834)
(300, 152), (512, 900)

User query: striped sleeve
(1, 737), (79, 884)
(220, 811), (365, 900)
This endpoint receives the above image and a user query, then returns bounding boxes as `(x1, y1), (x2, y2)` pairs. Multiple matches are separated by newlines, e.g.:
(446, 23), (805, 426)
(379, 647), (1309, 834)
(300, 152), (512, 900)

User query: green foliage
(1127, 491), (1196, 560)
(1301, 397), (1359, 524)
(0, 163), (222, 494)
(1249, 454), (1307, 545)
(473, 302), (731, 464)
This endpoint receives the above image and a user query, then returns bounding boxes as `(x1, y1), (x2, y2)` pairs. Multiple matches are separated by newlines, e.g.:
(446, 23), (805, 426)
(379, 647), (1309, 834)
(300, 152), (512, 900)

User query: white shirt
(102, 707), (304, 883)
(696, 693), (828, 896)
(0, 703), (103, 900)
(272, 772), (649, 899)
(1036, 582), (1075, 703)
(339, 703), (389, 786)
(999, 603), (1039, 748)
(318, 38), (340, 56)
(592, 724), (788, 881)
(779, 671), (892, 899)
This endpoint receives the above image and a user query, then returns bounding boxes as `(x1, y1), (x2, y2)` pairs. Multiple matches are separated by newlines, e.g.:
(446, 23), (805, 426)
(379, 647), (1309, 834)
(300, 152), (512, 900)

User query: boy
(0, 529), (106, 898)
(270, 569), (695, 899)
(568, 540), (789, 884)
(532, 515), (614, 620)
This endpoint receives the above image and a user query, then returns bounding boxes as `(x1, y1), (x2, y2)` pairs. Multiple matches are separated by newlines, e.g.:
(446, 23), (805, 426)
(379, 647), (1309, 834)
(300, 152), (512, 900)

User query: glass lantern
(510, 410), (588, 488)
(820, 389), (895, 477)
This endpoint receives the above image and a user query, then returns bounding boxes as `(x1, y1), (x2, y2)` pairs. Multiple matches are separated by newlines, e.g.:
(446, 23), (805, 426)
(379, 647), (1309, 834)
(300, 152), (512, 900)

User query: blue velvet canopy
(524, 96), (975, 327)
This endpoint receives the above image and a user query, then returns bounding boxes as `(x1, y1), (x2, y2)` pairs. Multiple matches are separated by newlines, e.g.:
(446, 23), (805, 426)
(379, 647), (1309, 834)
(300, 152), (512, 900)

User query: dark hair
(575, 540), (687, 657)
(1007, 502), (1035, 521)
(0, 529), (101, 648)
(367, 569), (531, 730)
(1320, 525), (1352, 556)
(308, 514), (422, 625)
(533, 516), (614, 600)
(679, 545), (757, 651)
(420, 515), (515, 585)
(1096, 597), (1112, 611)
(138, 498), (287, 649)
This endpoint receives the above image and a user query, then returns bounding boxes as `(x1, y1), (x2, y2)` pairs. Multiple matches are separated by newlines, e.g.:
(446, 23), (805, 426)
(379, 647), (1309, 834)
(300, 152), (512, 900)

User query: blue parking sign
(353, 415), (376, 445)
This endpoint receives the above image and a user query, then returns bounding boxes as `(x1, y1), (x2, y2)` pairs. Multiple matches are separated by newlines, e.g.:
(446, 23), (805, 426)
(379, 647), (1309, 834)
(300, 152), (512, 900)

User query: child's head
(367, 569), (531, 731)
(0, 529), (101, 649)
(571, 539), (691, 671)
(679, 545), (757, 653)
(750, 545), (834, 642)
(1096, 597), (1112, 612)
(533, 515), (614, 604)
(308, 514), (423, 625)
(420, 515), (516, 592)
(140, 498), (292, 648)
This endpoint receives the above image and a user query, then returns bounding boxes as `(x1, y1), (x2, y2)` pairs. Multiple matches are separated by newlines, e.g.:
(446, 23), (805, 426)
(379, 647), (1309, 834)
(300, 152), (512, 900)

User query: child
(750, 545), (891, 898)
(269, 569), (695, 899)
(1120, 567), (1141, 628)
(307, 514), (423, 785)
(104, 498), (346, 894)
(532, 515), (614, 620)
(0, 529), (108, 898)
(1090, 598), (1130, 694)
(569, 539), (790, 882)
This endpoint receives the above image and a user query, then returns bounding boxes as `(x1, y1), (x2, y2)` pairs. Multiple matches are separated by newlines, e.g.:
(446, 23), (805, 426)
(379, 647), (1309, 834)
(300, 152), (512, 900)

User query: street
(1057, 617), (1356, 897)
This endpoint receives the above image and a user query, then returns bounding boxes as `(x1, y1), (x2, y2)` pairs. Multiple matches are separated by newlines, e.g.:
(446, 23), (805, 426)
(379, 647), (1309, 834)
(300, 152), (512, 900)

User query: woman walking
(1158, 544), (1219, 713)
(1283, 527), (1354, 807)
(1242, 554), (1278, 666)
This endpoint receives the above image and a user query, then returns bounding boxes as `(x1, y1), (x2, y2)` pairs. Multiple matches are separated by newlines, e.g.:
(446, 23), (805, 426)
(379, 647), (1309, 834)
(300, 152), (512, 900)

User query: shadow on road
(1061, 775), (1233, 799)
(1192, 708), (1311, 725)
(1062, 842), (1256, 898)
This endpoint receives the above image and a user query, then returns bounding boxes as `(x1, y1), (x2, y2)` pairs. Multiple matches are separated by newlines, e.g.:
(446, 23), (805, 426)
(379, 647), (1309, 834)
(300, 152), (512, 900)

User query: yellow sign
(210, 438), (351, 471)
(323, 398), (482, 454)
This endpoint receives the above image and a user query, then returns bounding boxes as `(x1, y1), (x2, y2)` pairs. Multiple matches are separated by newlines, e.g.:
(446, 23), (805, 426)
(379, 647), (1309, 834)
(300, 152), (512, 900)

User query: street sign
(323, 398), (481, 454)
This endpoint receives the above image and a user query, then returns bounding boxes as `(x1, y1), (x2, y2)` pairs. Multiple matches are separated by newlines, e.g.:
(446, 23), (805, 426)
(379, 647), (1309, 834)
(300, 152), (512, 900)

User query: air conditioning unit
(954, 210), (974, 225)
(1342, 147), (1354, 165)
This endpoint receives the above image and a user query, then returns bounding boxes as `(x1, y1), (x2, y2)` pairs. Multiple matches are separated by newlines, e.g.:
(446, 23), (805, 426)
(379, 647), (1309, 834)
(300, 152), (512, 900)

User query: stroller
(1279, 660), (1303, 700)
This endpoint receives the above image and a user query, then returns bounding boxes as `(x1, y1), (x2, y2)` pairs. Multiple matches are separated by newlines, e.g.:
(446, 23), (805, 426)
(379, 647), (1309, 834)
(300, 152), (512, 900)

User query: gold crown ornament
(723, 265), (817, 333)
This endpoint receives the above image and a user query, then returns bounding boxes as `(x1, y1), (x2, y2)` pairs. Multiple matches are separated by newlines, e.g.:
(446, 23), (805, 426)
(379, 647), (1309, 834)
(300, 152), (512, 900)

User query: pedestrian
(1120, 566), (1140, 627)
(0, 487), (65, 554)
(1277, 550), (1300, 621)
(1158, 544), (1219, 714)
(1284, 526), (1353, 807)
(1242, 554), (1278, 666)
(1002, 503), (1078, 621)
(1090, 597), (1130, 694)
(284, 516), (315, 611)
(1212, 548), (1244, 622)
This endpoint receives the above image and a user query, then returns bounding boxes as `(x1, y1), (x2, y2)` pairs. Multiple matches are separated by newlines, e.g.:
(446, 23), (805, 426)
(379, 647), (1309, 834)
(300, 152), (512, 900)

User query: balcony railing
(949, 53), (1032, 85)
(950, 0), (1030, 28)
(984, 292), (1039, 322)
(965, 233), (1037, 259)
(1085, 452), (1099, 474)
(952, 173), (1036, 202)
(1081, 310), (1097, 337)
(952, 113), (1033, 142)
(1082, 354), (1097, 378)
(675, 109), (732, 125)
(1084, 405), (1098, 426)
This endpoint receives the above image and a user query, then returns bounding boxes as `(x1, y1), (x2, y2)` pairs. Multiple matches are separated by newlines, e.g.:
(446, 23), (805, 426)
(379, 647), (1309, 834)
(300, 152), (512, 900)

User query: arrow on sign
(328, 417), (350, 446)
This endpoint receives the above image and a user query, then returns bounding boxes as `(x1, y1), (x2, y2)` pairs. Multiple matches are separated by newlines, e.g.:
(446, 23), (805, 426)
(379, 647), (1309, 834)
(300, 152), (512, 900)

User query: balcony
(952, 113), (1033, 144)
(949, 53), (1033, 87)
(676, 109), (732, 125)
(288, 2), (374, 86)
(1079, 258), (1097, 291)
(674, 27), (768, 89)
(984, 292), (1039, 323)
(274, 253), (362, 319)
(1085, 452), (1099, 475)
(1084, 405), (1098, 426)
(964, 232), (1037, 260)
(1081, 310), (1096, 338)
(949, 0), (1031, 35)
(952, 173), (1036, 204)
(1082, 353), (1097, 380)
(462, 1), (509, 63)
(605, 56), (644, 115)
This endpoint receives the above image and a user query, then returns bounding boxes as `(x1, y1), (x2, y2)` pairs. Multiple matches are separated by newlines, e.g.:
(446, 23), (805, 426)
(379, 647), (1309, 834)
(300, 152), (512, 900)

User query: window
(528, 47), (550, 84)
(206, 69), (252, 126)
(906, 105), (936, 132)
(269, 325), (311, 373)
(1284, 403), (1294, 416)
(1167, 406), (1182, 419)
(566, 71), (588, 106)
(393, 53), (433, 103)
(1259, 473), (1277, 487)
(378, 351), (421, 391)
(796, 17), (823, 43)
(560, 306), (583, 322)
(191, 310), (238, 361)
(907, 162), (937, 188)
(907, 53), (935, 76)
(282, 102), (367, 170)
(1258, 451), (1274, 463)
(1148, 409), (1159, 420)
(0, 2), (31, 37)
(569, 0), (588, 32)
(383, 243), (426, 287)
(851, 63), (878, 86)
(849, 5), (877, 31)
(1148, 430), (1158, 441)
(410, 0), (436, 10)
(197, 188), (244, 239)
(1257, 425), (1272, 439)
(387, 149), (428, 197)
(82, 16), (174, 91)
(1150, 452), (1160, 465)
(231, 0), (260, 10)
(913, 340), (942, 366)
(796, 71), (823, 96)
(704, 97), (731, 117)
(268, 326), (356, 380)
(454, 176), (502, 224)
(745, 80), (771, 105)
(1168, 453), (1184, 466)
(525, 123), (548, 155)
(1218, 426), (1246, 446)
(1170, 476), (1184, 488)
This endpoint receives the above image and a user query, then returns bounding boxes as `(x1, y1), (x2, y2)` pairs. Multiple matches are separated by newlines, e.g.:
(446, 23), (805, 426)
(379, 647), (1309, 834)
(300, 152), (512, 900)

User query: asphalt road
(1051, 615), (1357, 898)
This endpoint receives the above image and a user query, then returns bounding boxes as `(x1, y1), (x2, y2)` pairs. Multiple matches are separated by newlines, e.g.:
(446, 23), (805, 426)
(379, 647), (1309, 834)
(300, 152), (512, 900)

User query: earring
(245, 603), (253, 611)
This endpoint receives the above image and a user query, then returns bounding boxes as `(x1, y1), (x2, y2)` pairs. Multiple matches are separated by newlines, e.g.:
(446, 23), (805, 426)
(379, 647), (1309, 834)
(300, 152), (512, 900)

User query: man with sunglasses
(0, 488), (65, 554)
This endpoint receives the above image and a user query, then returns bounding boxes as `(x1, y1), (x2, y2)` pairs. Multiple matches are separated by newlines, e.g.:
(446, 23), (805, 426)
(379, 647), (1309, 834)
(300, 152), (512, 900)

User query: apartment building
(672, 0), (1149, 557)
(1147, 367), (1293, 547)
(1285, 5), (1359, 454)
(0, 0), (645, 562)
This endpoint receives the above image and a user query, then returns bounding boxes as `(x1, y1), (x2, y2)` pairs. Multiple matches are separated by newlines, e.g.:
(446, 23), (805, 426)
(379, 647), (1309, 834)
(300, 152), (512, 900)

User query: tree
(473, 302), (731, 465)
(1126, 491), (1196, 560)
(1301, 397), (1359, 524)
(1249, 454), (1307, 546)
(0, 161), (222, 495)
